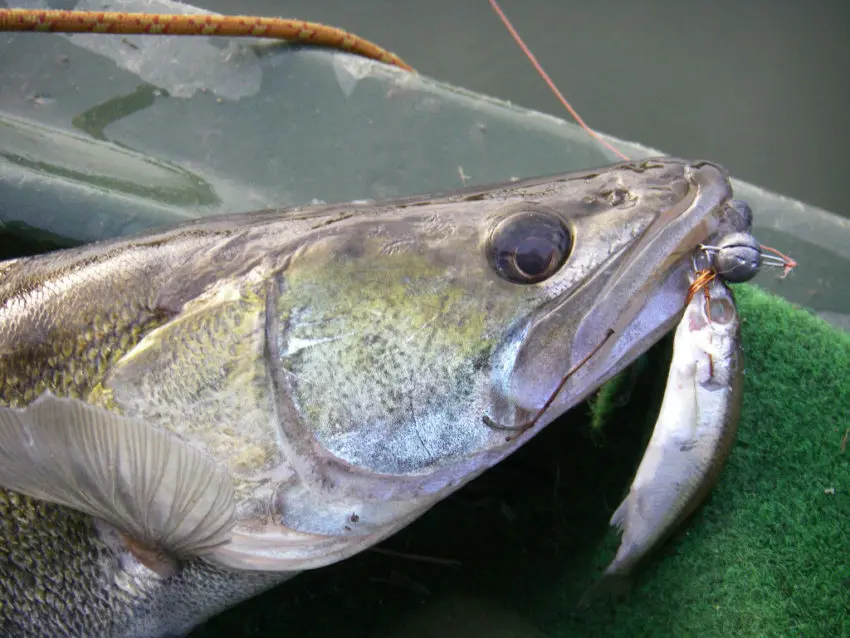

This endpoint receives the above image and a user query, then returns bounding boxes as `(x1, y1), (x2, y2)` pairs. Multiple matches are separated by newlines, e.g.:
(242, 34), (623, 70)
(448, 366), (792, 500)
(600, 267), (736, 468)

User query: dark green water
(199, 0), (850, 217)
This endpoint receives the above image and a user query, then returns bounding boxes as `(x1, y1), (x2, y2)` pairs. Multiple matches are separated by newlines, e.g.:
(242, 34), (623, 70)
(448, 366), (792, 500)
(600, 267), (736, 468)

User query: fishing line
(0, 7), (799, 286)
(486, 0), (630, 161)
(486, 1), (799, 285)
(483, 328), (615, 440)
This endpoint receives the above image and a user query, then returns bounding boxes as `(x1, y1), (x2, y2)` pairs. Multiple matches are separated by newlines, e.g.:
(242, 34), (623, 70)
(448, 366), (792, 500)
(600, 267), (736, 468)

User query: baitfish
(579, 272), (743, 606)
(0, 158), (752, 637)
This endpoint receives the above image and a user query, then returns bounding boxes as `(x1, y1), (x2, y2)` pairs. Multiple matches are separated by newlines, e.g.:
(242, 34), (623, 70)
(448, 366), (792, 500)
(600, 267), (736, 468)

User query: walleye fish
(0, 159), (752, 637)
(579, 273), (743, 605)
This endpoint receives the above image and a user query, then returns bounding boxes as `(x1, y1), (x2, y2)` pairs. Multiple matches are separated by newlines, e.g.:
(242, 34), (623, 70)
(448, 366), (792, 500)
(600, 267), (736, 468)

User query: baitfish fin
(576, 499), (635, 609)
(0, 392), (236, 569)
(609, 497), (629, 531)
(575, 572), (633, 610)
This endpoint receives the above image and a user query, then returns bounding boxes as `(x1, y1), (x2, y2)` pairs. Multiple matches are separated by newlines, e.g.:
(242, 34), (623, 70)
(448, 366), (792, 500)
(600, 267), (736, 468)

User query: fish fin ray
(0, 392), (236, 557)
(609, 496), (629, 531)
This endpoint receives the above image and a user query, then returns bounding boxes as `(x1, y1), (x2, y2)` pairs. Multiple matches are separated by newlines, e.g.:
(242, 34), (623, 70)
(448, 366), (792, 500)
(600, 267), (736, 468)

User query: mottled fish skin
(0, 159), (750, 637)
(580, 276), (743, 605)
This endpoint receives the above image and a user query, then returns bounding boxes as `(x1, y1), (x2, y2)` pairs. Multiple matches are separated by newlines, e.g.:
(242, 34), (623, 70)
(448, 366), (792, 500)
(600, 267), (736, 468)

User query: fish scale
(0, 304), (170, 408)
(106, 287), (280, 482)
(0, 492), (122, 637)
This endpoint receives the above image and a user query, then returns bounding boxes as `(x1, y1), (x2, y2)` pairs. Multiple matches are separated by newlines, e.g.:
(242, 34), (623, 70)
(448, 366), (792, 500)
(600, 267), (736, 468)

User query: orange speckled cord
(0, 8), (414, 72)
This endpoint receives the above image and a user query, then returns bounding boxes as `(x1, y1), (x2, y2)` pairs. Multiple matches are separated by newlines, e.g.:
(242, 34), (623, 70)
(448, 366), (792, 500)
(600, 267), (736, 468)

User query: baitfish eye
(488, 210), (572, 284)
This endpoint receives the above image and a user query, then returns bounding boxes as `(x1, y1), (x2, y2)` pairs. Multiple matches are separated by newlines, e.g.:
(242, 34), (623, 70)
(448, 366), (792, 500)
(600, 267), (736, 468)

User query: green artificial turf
(192, 284), (849, 638)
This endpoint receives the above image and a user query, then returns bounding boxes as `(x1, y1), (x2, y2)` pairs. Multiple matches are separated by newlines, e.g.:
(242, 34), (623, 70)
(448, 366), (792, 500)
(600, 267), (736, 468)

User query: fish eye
(488, 210), (572, 284)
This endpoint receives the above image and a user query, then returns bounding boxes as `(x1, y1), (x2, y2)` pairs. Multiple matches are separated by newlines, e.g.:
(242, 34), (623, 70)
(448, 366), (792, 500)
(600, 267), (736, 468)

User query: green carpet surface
(193, 284), (849, 638)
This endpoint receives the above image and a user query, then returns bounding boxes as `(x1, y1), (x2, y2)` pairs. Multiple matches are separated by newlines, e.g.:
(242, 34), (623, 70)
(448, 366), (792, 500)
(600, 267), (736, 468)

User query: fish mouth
(258, 160), (748, 506)
(508, 159), (752, 427)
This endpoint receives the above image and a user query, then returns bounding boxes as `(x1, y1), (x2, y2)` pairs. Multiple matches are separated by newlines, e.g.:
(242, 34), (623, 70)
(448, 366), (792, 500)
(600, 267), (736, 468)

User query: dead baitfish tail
(578, 275), (744, 607)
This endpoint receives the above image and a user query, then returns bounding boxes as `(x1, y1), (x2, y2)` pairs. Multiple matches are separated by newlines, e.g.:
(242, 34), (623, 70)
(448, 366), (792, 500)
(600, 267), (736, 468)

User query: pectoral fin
(0, 393), (236, 559)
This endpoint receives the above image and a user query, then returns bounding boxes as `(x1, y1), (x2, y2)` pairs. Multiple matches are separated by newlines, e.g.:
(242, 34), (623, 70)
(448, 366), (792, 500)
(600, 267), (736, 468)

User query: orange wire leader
(685, 269), (718, 307)
(0, 8), (413, 72)
(687, 242), (797, 324)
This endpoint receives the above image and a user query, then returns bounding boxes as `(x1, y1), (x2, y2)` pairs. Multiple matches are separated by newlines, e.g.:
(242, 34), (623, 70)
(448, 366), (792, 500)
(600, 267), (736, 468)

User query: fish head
(212, 158), (753, 570)
(264, 159), (749, 492)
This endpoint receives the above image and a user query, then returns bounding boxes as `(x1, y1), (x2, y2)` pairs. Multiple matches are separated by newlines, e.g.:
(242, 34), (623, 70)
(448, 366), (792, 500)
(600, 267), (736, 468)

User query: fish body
(580, 274), (743, 604)
(0, 159), (752, 637)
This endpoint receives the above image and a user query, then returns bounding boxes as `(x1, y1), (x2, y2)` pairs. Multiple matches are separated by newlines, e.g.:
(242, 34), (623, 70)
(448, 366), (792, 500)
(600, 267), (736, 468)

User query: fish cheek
(271, 247), (510, 475)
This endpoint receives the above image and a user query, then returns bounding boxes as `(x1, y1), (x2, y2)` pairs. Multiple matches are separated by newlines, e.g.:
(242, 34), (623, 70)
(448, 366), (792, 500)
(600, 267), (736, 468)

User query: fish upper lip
(609, 161), (735, 304)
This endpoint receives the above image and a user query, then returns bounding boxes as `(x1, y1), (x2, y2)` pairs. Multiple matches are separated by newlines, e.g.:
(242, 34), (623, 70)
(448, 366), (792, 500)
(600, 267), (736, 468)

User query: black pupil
(490, 211), (570, 284)
(514, 237), (553, 276)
